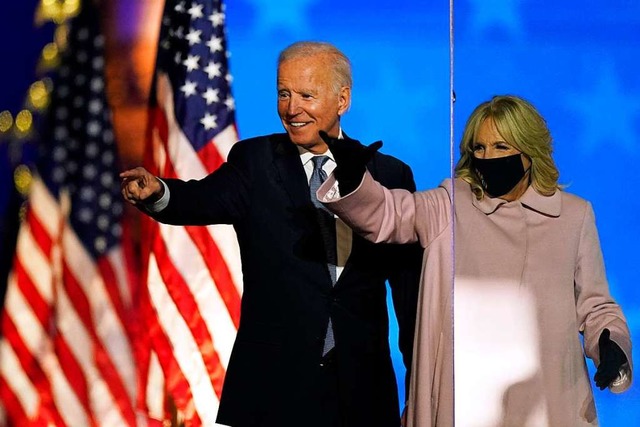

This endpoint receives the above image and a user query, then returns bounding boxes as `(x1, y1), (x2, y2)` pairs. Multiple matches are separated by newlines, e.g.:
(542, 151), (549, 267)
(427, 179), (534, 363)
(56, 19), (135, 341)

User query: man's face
(277, 53), (350, 154)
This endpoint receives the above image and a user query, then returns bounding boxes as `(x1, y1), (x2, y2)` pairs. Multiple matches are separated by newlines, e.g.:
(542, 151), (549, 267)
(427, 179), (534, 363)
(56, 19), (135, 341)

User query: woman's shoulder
(438, 177), (473, 196)
(553, 189), (595, 222)
(558, 189), (591, 208)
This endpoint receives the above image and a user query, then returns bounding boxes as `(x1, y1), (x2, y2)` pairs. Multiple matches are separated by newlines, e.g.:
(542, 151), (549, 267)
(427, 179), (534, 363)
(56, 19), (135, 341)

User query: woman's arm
(575, 201), (633, 393)
(318, 171), (451, 248)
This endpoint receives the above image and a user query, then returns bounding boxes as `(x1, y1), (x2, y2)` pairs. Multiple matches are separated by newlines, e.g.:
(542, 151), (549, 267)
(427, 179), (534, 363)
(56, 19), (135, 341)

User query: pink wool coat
(319, 173), (632, 427)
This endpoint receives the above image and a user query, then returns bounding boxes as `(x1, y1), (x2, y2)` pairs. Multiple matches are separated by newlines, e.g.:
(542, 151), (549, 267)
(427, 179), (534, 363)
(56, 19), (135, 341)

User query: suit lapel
(270, 134), (337, 289)
(271, 134), (311, 209)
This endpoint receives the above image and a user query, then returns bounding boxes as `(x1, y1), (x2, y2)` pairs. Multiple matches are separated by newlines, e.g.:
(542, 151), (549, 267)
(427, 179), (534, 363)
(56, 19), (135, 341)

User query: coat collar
(471, 184), (562, 217)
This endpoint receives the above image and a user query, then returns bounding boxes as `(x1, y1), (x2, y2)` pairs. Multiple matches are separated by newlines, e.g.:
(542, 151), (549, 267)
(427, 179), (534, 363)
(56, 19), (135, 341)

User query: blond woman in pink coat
(317, 95), (632, 426)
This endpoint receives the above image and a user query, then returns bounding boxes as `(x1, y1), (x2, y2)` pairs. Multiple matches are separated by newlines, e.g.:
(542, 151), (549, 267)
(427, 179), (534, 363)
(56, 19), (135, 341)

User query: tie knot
(311, 155), (329, 171)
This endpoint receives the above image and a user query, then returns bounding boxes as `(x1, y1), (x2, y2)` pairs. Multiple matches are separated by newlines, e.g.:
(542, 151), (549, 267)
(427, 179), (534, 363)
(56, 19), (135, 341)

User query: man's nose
(286, 97), (300, 115)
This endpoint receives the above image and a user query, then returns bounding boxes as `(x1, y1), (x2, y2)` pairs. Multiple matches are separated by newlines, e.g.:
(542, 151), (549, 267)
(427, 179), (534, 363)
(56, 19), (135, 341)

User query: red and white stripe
(139, 72), (242, 426)
(0, 177), (140, 426)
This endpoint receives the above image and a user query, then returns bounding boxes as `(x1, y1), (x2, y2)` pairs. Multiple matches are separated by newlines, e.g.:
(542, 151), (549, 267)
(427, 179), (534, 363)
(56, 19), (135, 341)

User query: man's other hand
(120, 167), (164, 205)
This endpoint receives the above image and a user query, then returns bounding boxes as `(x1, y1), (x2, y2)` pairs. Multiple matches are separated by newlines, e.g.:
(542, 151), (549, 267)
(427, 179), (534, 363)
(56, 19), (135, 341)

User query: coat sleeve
(318, 171), (450, 248)
(146, 144), (250, 226)
(575, 201), (633, 393)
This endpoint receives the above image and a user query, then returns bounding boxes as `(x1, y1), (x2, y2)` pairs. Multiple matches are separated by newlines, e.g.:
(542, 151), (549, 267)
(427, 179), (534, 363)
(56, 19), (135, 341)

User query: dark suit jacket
(150, 133), (422, 427)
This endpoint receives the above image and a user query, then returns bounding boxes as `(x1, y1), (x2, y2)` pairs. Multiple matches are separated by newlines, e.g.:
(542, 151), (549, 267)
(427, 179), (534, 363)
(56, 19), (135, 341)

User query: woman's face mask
(472, 153), (529, 197)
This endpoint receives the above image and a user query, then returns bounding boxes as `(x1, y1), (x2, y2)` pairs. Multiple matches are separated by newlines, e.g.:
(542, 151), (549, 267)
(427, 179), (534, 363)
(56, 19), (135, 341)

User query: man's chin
(291, 139), (314, 148)
(287, 134), (314, 148)
(288, 137), (327, 153)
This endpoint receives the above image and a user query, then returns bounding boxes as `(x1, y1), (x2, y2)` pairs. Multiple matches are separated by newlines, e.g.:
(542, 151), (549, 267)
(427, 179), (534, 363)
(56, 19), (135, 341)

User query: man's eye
(472, 145), (483, 151)
(278, 91), (289, 98)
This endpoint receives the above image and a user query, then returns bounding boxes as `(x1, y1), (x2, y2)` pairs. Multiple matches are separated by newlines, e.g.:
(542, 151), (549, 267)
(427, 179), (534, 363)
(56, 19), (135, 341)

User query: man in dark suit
(121, 41), (422, 427)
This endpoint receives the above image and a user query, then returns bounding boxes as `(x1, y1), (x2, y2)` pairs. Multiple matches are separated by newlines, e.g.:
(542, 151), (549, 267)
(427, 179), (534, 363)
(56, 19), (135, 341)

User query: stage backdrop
(1, 1), (638, 425)
(223, 1), (640, 423)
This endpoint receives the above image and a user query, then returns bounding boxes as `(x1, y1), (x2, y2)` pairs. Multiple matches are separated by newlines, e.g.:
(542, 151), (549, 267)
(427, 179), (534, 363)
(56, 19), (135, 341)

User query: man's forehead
(278, 61), (332, 84)
(279, 52), (331, 68)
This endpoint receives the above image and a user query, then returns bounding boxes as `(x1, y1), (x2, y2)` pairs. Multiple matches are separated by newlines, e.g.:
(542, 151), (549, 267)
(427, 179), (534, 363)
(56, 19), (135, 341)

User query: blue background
(1, 1), (638, 424)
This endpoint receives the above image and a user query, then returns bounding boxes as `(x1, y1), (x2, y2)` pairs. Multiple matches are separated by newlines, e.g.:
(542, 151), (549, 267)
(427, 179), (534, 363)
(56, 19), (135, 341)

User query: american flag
(138, 0), (242, 424)
(0, 1), (139, 426)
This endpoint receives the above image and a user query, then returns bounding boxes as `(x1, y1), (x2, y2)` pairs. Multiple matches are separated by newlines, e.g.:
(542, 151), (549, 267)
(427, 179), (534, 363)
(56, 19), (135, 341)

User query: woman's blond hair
(455, 95), (560, 199)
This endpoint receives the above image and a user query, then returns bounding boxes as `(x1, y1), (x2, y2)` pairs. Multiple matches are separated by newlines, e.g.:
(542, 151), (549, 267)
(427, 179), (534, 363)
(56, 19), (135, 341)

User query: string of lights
(0, 0), (80, 210)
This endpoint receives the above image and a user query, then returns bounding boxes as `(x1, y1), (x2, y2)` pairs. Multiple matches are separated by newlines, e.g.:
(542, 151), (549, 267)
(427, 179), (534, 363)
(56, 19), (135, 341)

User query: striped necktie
(309, 155), (337, 354)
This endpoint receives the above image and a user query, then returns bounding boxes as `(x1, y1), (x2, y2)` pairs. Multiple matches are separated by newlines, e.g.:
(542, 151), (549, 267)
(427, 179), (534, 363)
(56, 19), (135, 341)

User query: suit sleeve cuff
(145, 178), (170, 212)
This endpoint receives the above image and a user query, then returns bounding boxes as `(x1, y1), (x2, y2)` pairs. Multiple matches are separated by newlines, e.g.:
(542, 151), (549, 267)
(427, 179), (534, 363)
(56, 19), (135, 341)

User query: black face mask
(472, 153), (528, 197)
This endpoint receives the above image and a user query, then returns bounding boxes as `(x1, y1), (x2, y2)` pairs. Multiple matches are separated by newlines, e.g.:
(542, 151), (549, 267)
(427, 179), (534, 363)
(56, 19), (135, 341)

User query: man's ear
(337, 86), (351, 116)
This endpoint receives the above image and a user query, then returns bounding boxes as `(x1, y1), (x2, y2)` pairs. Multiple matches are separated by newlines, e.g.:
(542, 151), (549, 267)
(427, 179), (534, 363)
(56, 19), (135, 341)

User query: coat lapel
(270, 134), (334, 289)
(271, 134), (311, 209)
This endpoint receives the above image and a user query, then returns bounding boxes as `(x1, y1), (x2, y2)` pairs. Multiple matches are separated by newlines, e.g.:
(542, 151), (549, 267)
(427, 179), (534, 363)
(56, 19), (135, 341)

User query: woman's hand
(318, 130), (382, 194)
(594, 328), (628, 390)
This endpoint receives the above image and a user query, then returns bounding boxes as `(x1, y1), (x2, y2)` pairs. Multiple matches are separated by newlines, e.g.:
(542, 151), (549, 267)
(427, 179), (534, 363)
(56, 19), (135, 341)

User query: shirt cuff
(322, 179), (341, 201)
(146, 178), (170, 212)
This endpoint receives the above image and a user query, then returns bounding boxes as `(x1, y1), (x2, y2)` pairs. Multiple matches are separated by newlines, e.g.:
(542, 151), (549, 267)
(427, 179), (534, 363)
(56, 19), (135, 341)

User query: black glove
(319, 131), (382, 195)
(594, 328), (627, 390)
